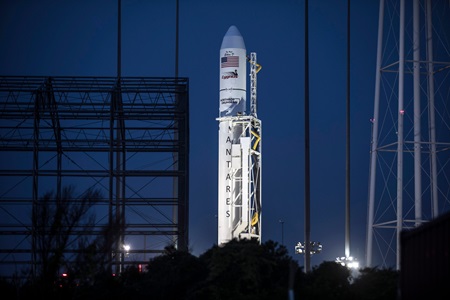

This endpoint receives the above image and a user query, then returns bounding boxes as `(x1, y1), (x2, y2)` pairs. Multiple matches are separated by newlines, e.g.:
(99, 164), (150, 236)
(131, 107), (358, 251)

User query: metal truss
(229, 116), (262, 242)
(0, 76), (189, 277)
(366, 0), (450, 269)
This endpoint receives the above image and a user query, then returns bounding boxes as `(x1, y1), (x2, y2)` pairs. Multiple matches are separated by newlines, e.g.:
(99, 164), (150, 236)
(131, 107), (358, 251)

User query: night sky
(0, 0), (392, 268)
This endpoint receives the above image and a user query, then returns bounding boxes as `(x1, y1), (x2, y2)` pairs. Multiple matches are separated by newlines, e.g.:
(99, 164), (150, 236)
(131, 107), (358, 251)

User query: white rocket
(217, 25), (262, 246)
(219, 25), (247, 117)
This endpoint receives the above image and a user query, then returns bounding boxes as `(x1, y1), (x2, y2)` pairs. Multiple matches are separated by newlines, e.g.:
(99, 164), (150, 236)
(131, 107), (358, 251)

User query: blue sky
(0, 0), (407, 268)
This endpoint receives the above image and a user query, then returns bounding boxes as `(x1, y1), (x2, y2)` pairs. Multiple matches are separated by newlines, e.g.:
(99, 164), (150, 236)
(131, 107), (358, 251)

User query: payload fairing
(217, 25), (262, 245)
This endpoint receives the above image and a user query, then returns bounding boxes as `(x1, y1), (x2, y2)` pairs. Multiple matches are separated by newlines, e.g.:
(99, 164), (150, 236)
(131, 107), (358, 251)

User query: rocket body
(217, 26), (262, 246)
(218, 26), (247, 245)
(219, 25), (246, 117)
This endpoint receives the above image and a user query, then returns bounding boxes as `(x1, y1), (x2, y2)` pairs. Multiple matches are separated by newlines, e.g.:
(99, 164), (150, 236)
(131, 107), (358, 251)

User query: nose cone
(220, 25), (246, 50)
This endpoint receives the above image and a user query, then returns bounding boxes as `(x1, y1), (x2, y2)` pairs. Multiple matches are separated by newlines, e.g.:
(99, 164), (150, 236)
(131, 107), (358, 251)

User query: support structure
(0, 76), (189, 278)
(218, 115), (262, 242)
(366, 0), (450, 269)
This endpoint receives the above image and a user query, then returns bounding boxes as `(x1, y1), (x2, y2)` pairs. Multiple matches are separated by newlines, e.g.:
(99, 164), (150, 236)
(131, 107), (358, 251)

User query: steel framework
(0, 76), (189, 277)
(366, 0), (450, 269)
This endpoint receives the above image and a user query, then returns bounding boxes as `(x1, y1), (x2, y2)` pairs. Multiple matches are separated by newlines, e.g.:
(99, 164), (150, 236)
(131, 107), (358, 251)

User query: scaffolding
(366, 0), (450, 269)
(0, 76), (189, 277)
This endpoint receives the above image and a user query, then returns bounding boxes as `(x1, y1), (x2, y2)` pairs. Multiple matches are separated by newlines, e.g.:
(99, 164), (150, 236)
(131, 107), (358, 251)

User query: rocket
(219, 25), (247, 117)
(217, 25), (262, 246)
(217, 25), (249, 245)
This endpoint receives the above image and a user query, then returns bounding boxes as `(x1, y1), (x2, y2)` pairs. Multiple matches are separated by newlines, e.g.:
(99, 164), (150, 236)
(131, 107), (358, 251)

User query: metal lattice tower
(249, 52), (258, 118)
(0, 76), (189, 278)
(366, 0), (450, 269)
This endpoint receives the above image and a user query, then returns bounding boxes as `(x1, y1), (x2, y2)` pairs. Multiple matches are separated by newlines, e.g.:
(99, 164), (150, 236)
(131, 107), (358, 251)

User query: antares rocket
(217, 25), (262, 245)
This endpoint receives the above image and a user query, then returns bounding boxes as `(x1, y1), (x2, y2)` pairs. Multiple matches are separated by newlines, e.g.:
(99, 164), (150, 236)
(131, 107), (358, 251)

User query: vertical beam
(116, 0), (124, 273)
(108, 89), (114, 273)
(115, 81), (125, 273)
(367, 0), (384, 267)
(117, 0), (121, 79)
(396, 0), (405, 271)
(250, 53), (257, 118)
(256, 120), (262, 242)
(173, 119), (179, 249)
(175, 0), (179, 78)
(345, 0), (351, 259)
(426, 0), (438, 218)
(46, 78), (62, 202)
(241, 137), (250, 227)
(121, 123), (126, 263)
(31, 90), (41, 280)
(177, 89), (189, 251)
(259, 123), (262, 240)
(174, 0), (181, 248)
(304, 0), (311, 273)
(413, 0), (422, 227)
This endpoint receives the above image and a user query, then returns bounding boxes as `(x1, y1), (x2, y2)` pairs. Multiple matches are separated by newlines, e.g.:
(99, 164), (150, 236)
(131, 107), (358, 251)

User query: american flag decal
(221, 56), (239, 68)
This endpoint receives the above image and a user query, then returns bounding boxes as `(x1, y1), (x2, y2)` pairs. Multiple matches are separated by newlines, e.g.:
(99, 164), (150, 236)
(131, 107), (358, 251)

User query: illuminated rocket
(217, 25), (262, 245)
(219, 25), (247, 117)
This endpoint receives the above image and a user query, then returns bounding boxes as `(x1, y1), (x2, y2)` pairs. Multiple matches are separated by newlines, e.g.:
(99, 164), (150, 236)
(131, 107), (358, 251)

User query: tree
(31, 185), (110, 298)
(298, 261), (353, 300)
(129, 245), (208, 300)
(191, 239), (298, 300)
(351, 267), (399, 300)
(0, 277), (16, 300)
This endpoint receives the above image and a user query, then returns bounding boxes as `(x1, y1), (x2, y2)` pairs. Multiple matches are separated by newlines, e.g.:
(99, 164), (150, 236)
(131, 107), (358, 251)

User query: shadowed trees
(107, 239), (298, 300)
(4, 200), (401, 300)
(33, 186), (101, 281)
(352, 267), (399, 300)
(297, 261), (352, 300)
(190, 239), (298, 300)
(143, 245), (208, 299)
(1, 237), (400, 300)
(296, 263), (399, 300)
(30, 185), (122, 299)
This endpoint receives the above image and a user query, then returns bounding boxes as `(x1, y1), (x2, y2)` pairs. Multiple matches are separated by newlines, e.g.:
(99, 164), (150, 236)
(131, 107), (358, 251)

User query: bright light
(295, 241), (322, 255)
(335, 256), (359, 269)
(123, 244), (130, 252)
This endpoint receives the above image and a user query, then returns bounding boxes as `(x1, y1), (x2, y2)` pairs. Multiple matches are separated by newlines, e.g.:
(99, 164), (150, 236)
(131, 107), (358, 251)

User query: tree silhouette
(298, 261), (352, 300)
(191, 239), (298, 300)
(1, 237), (402, 300)
(352, 267), (399, 300)
(32, 186), (101, 290)
(138, 245), (208, 300)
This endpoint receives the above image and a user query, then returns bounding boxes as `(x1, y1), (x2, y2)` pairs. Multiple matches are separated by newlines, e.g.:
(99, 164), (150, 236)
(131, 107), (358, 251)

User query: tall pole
(117, 0), (121, 79)
(345, 0), (351, 259)
(366, 0), (384, 267)
(116, 0), (123, 273)
(426, 0), (438, 218)
(304, 0), (311, 273)
(396, 0), (405, 271)
(175, 0), (179, 78)
(173, 0), (180, 248)
(413, 0), (422, 228)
